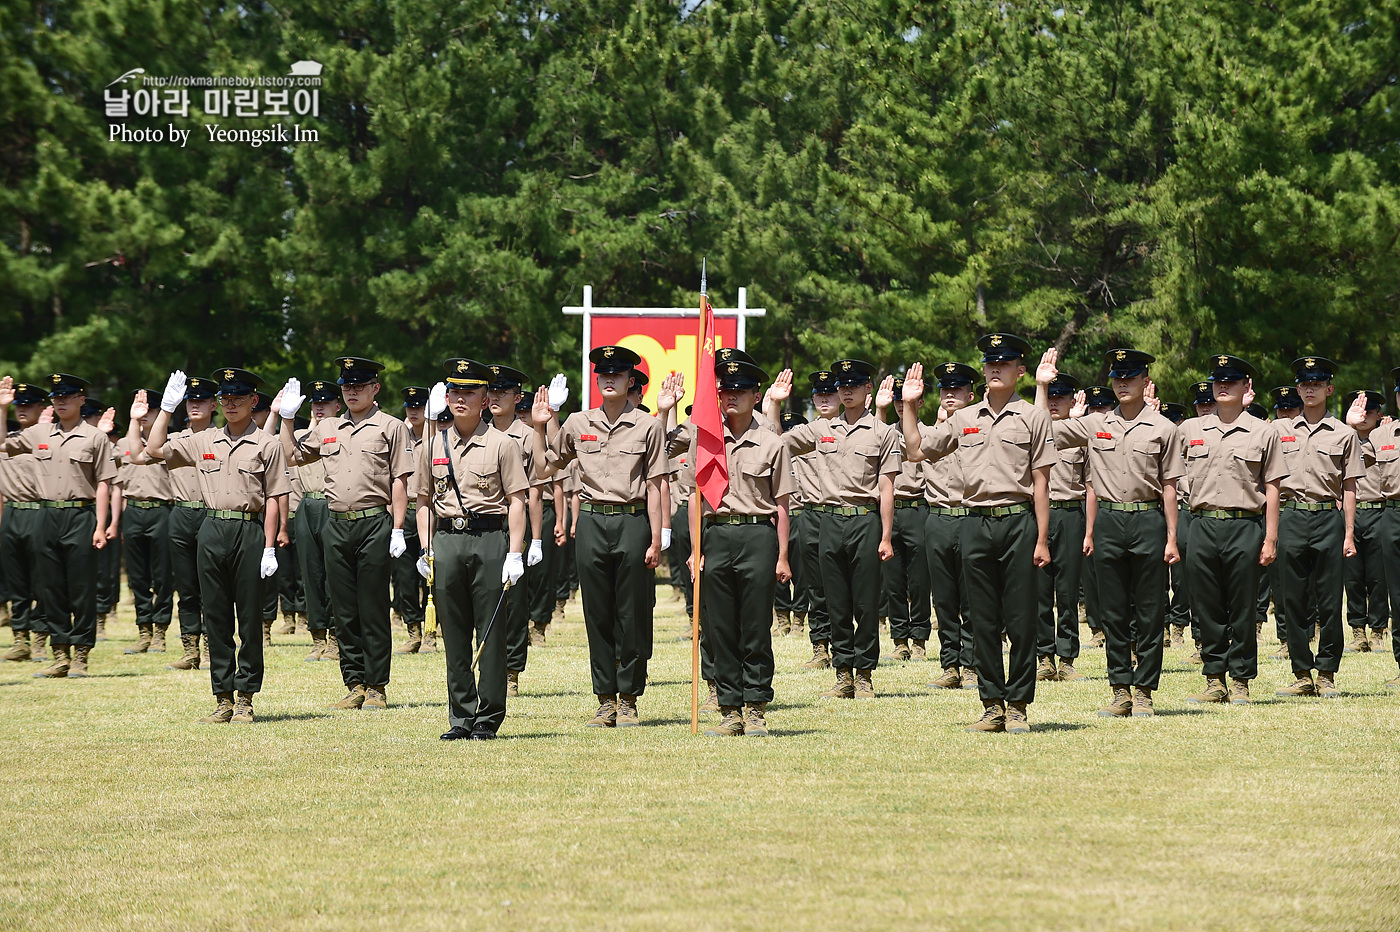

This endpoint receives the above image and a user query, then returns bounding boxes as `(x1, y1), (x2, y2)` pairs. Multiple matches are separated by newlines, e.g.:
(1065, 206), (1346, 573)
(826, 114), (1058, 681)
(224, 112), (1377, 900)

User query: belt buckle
(452, 516), (466, 531)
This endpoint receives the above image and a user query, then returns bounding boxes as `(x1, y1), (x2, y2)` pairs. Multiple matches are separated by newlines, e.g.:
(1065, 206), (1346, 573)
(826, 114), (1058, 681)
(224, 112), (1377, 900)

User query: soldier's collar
(723, 414), (763, 443)
(449, 419), (490, 447)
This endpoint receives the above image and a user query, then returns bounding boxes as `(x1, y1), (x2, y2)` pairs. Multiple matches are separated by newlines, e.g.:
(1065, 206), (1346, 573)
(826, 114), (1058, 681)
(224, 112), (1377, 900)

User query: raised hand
(159, 370), (187, 413)
(39, 405), (53, 424)
(547, 374), (569, 412)
(130, 390), (151, 423)
(902, 363), (924, 403)
(1144, 379), (1161, 412)
(426, 382), (448, 421)
(768, 369), (793, 403)
(1242, 378), (1255, 408)
(531, 384), (554, 428)
(1036, 348), (1058, 386)
(0, 376), (14, 407)
(97, 407), (116, 433)
(875, 375), (895, 410)
(1070, 390), (1087, 418)
(1345, 392), (1369, 428)
(277, 378), (304, 419)
(655, 372), (680, 413)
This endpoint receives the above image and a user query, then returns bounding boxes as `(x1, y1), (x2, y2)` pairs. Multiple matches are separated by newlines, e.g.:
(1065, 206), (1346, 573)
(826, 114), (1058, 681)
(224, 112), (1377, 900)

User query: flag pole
(691, 259), (706, 735)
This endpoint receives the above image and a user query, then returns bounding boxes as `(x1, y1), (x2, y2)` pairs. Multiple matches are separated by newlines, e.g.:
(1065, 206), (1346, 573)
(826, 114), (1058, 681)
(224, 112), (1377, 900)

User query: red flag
(692, 292), (728, 508)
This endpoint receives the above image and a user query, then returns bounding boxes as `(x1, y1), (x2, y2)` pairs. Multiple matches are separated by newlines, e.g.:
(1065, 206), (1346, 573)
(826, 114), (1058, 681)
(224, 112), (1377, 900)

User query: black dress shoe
(440, 726), (472, 741)
(468, 727), (497, 740)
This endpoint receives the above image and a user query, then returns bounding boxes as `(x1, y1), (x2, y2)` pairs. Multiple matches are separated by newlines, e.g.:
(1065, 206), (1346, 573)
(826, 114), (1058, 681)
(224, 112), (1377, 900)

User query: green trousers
(95, 529), (121, 615)
(576, 510), (652, 696)
(1345, 507), (1388, 631)
(293, 497), (332, 630)
(1278, 508), (1345, 674)
(884, 504), (931, 641)
(434, 528), (508, 733)
(668, 501), (695, 616)
(197, 515), (265, 694)
(1377, 507), (1400, 665)
(699, 521), (778, 707)
(558, 534), (578, 601)
(1082, 552), (1101, 633)
(797, 509), (829, 644)
(1094, 507), (1167, 689)
(962, 510), (1038, 704)
(1167, 505), (1192, 633)
(1037, 505), (1084, 660)
(38, 506), (98, 647)
(124, 503), (173, 629)
(169, 505), (206, 637)
(392, 504), (426, 626)
(820, 511), (883, 671)
(0, 505), (43, 632)
(925, 511), (973, 670)
(278, 525), (303, 614)
(323, 511), (393, 688)
(773, 509), (808, 615)
(505, 549), (530, 674)
(1187, 513), (1263, 681)
(527, 501), (560, 624)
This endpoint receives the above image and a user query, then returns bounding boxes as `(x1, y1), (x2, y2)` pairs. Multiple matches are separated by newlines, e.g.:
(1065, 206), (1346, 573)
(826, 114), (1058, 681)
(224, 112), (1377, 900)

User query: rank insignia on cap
(456, 360), (469, 373)
(603, 347), (614, 358)
(1304, 357), (1316, 368)
(727, 362), (739, 373)
(1115, 350), (1127, 361)
(1218, 355), (1229, 367)
(990, 335), (1003, 347)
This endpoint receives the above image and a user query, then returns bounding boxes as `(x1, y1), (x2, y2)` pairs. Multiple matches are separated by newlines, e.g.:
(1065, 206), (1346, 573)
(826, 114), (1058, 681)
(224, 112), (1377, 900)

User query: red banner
(585, 315), (739, 410)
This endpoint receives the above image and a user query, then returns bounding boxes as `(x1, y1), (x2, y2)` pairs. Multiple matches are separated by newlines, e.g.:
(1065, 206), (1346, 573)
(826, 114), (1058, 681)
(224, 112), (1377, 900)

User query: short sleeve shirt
(0, 451), (42, 502)
(1050, 408), (1184, 503)
(165, 423), (290, 512)
(1178, 412), (1287, 511)
(1362, 423), (1400, 501)
(689, 415), (795, 517)
(918, 424), (964, 507)
(2, 422), (117, 501)
(296, 407), (415, 511)
(411, 420), (528, 518)
(545, 404), (666, 505)
(117, 438), (173, 501)
(1273, 414), (1364, 503)
(918, 397), (1057, 507)
(165, 429), (205, 503)
(781, 412), (900, 506)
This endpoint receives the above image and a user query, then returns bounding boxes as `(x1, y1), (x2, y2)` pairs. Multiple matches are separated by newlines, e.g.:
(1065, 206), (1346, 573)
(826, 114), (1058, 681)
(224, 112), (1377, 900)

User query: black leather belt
(437, 515), (505, 532)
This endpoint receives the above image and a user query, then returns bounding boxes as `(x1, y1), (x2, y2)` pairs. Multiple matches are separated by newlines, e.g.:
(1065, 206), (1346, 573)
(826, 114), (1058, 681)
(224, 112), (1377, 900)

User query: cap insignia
(603, 347), (614, 358)
(456, 360), (469, 373)
(1304, 357), (1316, 368)
(343, 359), (354, 370)
(1115, 350), (1126, 361)
(224, 369), (235, 381)
(1217, 355), (1229, 367)
(989, 335), (1003, 347)
(51, 374), (61, 384)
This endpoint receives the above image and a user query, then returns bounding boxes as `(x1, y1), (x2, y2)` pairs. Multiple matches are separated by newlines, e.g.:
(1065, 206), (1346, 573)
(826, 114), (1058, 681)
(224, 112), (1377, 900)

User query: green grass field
(3, 585), (1399, 932)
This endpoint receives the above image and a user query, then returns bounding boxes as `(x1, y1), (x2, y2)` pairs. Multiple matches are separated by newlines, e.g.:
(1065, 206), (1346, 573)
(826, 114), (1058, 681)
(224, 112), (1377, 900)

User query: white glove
(527, 539), (543, 566)
(389, 528), (406, 558)
(502, 552), (524, 586)
(160, 371), (188, 413)
(278, 378), (304, 419)
(661, 528), (672, 551)
(548, 374), (569, 411)
(417, 553), (430, 579)
(427, 382), (448, 420)
(259, 547), (278, 579)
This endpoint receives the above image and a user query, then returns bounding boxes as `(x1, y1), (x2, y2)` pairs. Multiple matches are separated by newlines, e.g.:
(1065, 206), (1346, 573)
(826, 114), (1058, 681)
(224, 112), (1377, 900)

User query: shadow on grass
(260, 712), (336, 723)
(1025, 721), (1090, 732)
(516, 689), (594, 699)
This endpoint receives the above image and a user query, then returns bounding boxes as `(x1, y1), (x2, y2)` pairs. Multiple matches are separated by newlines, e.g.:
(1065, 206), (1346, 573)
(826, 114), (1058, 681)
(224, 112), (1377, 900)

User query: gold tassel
(423, 552), (437, 636)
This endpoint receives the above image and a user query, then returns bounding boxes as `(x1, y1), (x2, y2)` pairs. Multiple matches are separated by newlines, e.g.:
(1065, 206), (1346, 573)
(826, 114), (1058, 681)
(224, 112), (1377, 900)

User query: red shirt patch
(1280, 436), (1297, 443)
(820, 436), (836, 443)
(432, 457), (449, 466)
(1384, 445), (1396, 452)
(1096, 432), (1112, 439)
(322, 437), (337, 444)
(202, 453), (216, 460)
(37, 444), (48, 450)
(580, 434), (598, 442)
(1189, 439), (1204, 447)
(963, 427), (980, 435)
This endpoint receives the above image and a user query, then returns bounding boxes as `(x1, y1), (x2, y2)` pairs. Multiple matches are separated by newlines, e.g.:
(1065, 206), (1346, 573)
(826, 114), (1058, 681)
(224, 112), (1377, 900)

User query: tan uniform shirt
(295, 407), (415, 512)
(164, 423), (290, 512)
(891, 436), (928, 500)
(166, 429), (205, 503)
(293, 427), (328, 497)
(1355, 430), (1386, 503)
(1051, 408), (1184, 503)
(791, 452), (819, 507)
(545, 404), (666, 505)
(287, 468), (304, 514)
(1174, 422), (1192, 507)
(1179, 413), (1286, 511)
(917, 398), (1057, 507)
(2, 422), (117, 501)
(1273, 414), (1363, 503)
(781, 412), (900, 506)
(116, 441), (173, 501)
(1362, 423), (1400, 501)
(412, 420), (528, 517)
(688, 415), (795, 517)
(0, 452), (42, 503)
(919, 424), (965, 507)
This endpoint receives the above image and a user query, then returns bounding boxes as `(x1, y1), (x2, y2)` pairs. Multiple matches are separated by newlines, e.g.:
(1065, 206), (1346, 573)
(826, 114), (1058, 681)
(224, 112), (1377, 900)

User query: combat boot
(929, 666), (961, 689)
(961, 667), (979, 690)
(1188, 641), (1204, 664)
(1228, 678), (1251, 705)
(363, 685), (388, 710)
(1036, 656), (1057, 682)
(34, 644), (70, 678)
(586, 695), (617, 727)
(700, 680), (719, 713)
(275, 612), (296, 635)
(1317, 671), (1339, 699)
(199, 693), (234, 724)
(0, 602), (9, 627)
(703, 706), (745, 737)
(616, 694), (640, 727)
(1256, 621), (1264, 642)
(791, 612), (806, 636)
(529, 621), (548, 647)
(304, 629), (327, 662)
(231, 691), (255, 723)
(1132, 687), (1154, 718)
(803, 640), (832, 670)
(395, 622), (423, 654)
(854, 669), (875, 698)
(68, 645), (90, 678)
(168, 634), (201, 670)
(1171, 624), (1186, 648)
(1373, 628), (1388, 651)
(1345, 628), (1371, 653)
(1276, 672), (1317, 698)
(506, 671), (520, 698)
(822, 667), (855, 699)
(744, 702), (769, 737)
(2, 629), (30, 662)
(911, 639), (928, 661)
(773, 610), (791, 636)
(1185, 675), (1228, 704)
(1097, 685), (1132, 718)
(891, 638), (911, 662)
(151, 625), (168, 653)
(333, 684), (367, 709)
(95, 612), (108, 641)
(420, 626), (437, 652)
(124, 624), (153, 654)
(879, 615), (888, 632)
(30, 631), (47, 662)
(296, 612), (309, 630)
(554, 598), (567, 624)
(261, 620), (272, 648)
(323, 629), (340, 661)
(1088, 628), (1105, 649)
(1005, 702), (1030, 734)
(967, 700), (1006, 733)
(1057, 657), (1087, 682)
(1269, 640), (1290, 661)
(391, 609), (404, 630)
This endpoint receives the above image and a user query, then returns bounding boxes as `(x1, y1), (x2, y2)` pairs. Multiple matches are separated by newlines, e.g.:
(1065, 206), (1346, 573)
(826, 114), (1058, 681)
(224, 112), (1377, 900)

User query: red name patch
(124, 450), (131, 456)
(1281, 436), (1297, 443)
(202, 454), (216, 460)
(1189, 439), (1204, 447)
(37, 444), (48, 450)
(1384, 445), (1396, 452)
(322, 437), (337, 444)
(1096, 432), (1112, 439)
(580, 434), (598, 442)
(820, 436), (837, 443)
(963, 427), (980, 435)
(432, 458), (449, 466)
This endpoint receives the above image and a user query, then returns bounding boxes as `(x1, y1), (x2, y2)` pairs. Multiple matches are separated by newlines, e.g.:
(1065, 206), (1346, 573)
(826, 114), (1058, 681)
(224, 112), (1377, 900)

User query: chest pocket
(32, 446), (53, 463)
(576, 438), (603, 456)
(358, 439), (390, 466)
(1319, 437), (1349, 470)
(68, 449), (95, 467)
(1229, 448), (1264, 486)
(317, 439), (342, 457)
(998, 424), (1031, 451)
(463, 453), (500, 499)
(1130, 438), (1163, 475)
